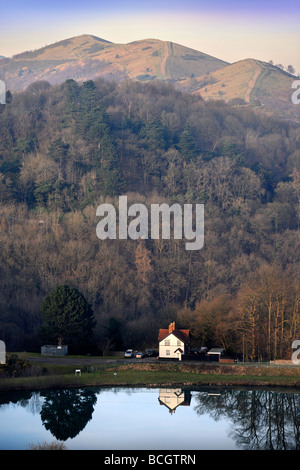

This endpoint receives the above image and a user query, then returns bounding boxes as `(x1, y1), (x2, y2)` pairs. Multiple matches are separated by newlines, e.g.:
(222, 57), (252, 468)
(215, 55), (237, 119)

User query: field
(1, 355), (300, 392)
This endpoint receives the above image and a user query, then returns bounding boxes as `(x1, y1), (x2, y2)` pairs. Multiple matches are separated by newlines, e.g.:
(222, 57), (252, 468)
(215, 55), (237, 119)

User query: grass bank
(0, 361), (300, 392)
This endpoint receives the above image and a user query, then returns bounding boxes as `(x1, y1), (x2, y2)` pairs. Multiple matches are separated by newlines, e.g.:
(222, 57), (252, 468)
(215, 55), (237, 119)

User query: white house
(158, 322), (190, 361)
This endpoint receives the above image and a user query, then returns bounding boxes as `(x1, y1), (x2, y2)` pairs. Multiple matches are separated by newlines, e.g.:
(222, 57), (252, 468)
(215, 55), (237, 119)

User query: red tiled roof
(158, 328), (190, 343)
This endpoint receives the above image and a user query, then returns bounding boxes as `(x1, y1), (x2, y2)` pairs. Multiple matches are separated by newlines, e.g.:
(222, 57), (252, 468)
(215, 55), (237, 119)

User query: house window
(166, 350), (170, 356)
(177, 340), (181, 346)
(165, 340), (170, 346)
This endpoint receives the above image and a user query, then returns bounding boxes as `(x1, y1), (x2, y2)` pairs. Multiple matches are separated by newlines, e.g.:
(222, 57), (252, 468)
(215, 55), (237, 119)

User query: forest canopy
(0, 77), (299, 359)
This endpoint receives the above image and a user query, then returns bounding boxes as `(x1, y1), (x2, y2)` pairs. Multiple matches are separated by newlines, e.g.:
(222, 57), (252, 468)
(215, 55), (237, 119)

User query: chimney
(169, 322), (175, 333)
(173, 321), (175, 331)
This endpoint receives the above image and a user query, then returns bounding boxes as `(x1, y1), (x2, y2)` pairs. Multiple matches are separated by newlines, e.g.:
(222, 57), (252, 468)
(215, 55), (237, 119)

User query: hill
(1, 35), (298, 121)
(0, 34), (228, 91)
(191, 59), (300, 121)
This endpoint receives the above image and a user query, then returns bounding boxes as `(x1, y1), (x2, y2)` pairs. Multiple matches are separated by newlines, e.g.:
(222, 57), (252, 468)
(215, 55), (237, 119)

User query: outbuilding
(41, 345), (68, 356)
(207, 348), (225, 361)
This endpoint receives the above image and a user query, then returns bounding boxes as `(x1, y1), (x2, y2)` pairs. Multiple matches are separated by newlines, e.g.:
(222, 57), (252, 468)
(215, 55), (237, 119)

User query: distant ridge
(0, 34), (228, 91)
(10, 34), (113, 61)
(0, 34), (299, 121)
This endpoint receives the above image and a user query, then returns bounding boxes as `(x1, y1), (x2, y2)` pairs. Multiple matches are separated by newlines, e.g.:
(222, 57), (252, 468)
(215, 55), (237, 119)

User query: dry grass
(1, 361), (300, 391)
(110, 361), (300, 377)
(28, 441), (67, 450)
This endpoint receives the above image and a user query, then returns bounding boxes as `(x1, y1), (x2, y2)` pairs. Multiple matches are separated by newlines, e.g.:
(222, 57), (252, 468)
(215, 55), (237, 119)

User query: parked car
(146, 350), (157, 357)
(124, 349), (134, 358)
(136, 352), (145, 358)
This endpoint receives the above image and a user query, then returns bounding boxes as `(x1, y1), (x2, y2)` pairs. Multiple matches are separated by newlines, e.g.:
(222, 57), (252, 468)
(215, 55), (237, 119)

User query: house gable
(158, 324), (190, 345)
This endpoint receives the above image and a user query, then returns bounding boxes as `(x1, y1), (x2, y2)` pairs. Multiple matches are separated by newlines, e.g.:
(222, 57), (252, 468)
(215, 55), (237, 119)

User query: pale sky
(0, 0), (299, 73)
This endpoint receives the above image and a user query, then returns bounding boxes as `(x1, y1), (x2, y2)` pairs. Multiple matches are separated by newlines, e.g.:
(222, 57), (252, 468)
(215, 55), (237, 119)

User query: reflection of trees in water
(40, 388), (97, 441)
(0, 390), (33, 407)
(194, 389), (300, 450)
(0, 390), (44, 416)
(0, 388), (98, 442)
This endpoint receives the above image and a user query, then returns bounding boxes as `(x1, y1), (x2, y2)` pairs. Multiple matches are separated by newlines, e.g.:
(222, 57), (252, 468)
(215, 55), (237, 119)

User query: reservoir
(0, 387), (299, 450)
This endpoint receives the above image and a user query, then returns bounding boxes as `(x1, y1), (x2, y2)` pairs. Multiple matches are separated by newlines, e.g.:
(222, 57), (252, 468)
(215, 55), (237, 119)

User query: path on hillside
(160, 41), (170, 78)
(245, 62), (261, 103)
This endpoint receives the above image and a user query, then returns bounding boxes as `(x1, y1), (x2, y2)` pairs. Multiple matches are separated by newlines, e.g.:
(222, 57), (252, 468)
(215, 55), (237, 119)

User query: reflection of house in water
(158, 388), (191, 415)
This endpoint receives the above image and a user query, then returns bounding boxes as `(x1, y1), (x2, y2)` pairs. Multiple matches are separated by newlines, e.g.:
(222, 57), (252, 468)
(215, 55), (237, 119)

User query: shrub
(28, 441), (67, 450)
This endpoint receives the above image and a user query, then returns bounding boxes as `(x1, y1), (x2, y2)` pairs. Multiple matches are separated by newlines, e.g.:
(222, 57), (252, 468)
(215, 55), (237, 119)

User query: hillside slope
(0, 34), (228, 91)
(192, 59), (300, 121)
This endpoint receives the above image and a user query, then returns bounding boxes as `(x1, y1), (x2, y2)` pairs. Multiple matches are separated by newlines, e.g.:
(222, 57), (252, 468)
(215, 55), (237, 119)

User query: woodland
(0, 77), (299, 359)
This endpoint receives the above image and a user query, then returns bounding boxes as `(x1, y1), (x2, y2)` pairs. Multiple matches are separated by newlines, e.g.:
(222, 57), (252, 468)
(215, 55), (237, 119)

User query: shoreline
(1, 359), (300, 392)
(1, 378), (299, 393)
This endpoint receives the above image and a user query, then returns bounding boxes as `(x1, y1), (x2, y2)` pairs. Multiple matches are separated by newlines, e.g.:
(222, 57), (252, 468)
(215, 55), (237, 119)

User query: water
(0, 387), (299, 450)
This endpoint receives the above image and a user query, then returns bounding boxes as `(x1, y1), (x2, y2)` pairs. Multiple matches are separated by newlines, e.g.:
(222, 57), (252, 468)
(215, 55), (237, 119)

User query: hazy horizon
(1, 0), (299, 73)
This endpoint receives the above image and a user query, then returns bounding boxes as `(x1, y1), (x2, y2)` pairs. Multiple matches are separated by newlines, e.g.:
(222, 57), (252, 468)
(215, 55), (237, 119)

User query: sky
(0, 0), (299, 72)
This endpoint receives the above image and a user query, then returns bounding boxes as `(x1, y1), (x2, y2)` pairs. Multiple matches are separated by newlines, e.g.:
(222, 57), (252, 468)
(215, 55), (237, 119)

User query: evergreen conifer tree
(40, 285), (96, 352)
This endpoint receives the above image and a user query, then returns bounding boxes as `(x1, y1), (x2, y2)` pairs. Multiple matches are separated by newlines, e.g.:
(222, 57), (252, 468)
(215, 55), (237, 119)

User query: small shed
(41, 345), (68, 356)
(207, 348), (225, 361)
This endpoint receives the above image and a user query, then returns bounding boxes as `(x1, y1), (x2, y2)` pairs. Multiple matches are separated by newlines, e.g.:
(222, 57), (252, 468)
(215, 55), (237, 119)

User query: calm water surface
(0, 387), (299, 450)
